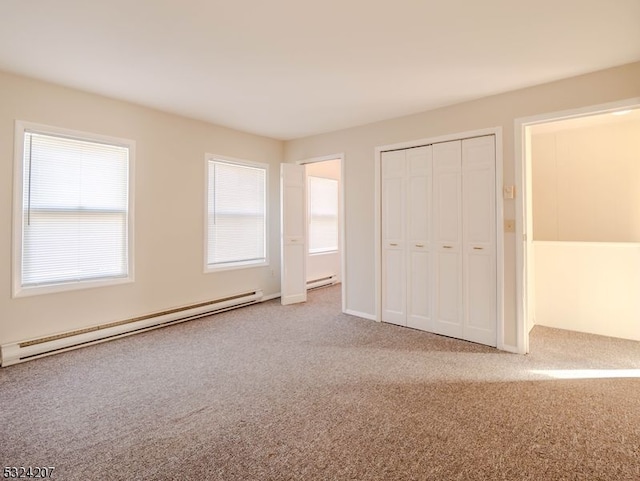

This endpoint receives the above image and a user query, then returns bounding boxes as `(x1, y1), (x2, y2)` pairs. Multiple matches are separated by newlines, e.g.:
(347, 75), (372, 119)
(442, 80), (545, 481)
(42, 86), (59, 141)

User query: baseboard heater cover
(0, 289), (263, 367)
(306, 275), (337, 290)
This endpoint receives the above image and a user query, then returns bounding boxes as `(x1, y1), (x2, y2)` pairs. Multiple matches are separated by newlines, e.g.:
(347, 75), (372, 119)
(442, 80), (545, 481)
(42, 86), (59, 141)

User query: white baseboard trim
(1, 289), (264, 367)
(281, 293), (307, 305)
(262, 292), (281, 302)
(344, 309), (376, 321)
(499, 343), (521, 354)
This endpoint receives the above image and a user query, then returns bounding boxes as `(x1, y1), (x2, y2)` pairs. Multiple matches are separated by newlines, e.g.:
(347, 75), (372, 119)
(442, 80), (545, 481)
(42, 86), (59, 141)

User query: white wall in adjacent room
(532, 117), (640, 242)
(530, 112), (640, 341)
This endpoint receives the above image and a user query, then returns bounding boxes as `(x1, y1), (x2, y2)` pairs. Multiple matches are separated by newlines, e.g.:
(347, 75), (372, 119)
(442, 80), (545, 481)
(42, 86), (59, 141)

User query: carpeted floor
(1, 285), (639, 480)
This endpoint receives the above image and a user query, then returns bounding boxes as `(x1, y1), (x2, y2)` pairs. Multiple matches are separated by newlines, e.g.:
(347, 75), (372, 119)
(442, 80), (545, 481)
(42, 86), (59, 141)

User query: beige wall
(0, 71), (284, 345)
(285, 62), (640, 349)
(532, 119), (640, 241)
(2, 62), (640, 350)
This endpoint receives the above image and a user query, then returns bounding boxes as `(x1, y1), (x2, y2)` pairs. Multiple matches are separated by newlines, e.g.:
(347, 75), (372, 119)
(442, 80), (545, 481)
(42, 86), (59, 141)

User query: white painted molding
(262, 292), (281, 302)
(281, 293), (307, 306)
(344, 309), (376, 321)
(1, 290), (264, 366)
(499, 344), (520, 354)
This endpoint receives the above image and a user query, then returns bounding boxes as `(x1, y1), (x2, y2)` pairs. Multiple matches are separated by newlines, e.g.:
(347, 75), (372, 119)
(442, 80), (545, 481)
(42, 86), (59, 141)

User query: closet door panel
(383, 247), (407, 326)
(381, 150), (406, 326)
(407, 147), (431, 242)
(383, 178), (404, 241)
(435, 172), (461, 242)
(434, 251), (462, 337)
(408, 250), (431, 330)
(462, 136), (496, 346)
(432, 141), (463, 338)
(433, 141), (462, 245)
(464, 248), (496, 345)
(465, 168), (494, 244)
(406, 146), (432, 330)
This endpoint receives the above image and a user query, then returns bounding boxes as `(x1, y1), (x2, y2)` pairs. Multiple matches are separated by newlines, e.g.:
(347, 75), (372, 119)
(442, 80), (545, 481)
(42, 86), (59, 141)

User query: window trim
(12, 120), (136, 298)
(204, 154), (269, 273)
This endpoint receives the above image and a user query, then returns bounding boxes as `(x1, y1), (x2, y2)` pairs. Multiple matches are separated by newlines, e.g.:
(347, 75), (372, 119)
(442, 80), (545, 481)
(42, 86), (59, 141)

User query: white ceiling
(1, 1), (639, 140)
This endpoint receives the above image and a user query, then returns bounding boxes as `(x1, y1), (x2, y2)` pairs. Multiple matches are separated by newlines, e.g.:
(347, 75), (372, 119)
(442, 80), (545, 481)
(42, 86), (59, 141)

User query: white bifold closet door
(461, 136), (497, 346)
(432, 136), (496, 346)
(432, 141), (464, 338)
(382, 135), (496, 347)
(381, 146), (433, 330)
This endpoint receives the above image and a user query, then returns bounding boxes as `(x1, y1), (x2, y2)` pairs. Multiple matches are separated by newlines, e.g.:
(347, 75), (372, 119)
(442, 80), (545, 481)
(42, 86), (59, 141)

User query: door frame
(297, 153), (346, 314)
(374, 127), (505, 349)
(514, 97), (640, 354)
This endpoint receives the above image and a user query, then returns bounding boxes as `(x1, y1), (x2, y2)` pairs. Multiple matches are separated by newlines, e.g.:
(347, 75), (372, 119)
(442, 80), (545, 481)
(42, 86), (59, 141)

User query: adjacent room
(304, 157), (343, 291)
(1, 1), (639, 480)
(529, 109), (640, 343)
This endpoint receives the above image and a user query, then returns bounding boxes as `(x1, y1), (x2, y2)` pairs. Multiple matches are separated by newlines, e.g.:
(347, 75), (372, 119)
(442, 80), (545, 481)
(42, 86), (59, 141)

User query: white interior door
(281, 163), (307, 305)
(432, 140), (463, 339)
(381, 150), (406, 326)
(462, 136), (497, 346)
(406, 146), (433, 331)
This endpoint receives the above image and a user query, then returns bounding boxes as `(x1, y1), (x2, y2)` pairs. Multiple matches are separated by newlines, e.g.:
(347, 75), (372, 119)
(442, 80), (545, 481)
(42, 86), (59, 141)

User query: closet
(381, 135), (496, 347)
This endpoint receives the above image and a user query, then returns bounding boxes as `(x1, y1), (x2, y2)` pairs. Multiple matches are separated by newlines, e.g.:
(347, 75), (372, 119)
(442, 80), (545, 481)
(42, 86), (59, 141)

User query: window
(13, 121), (134, 296)
(206, 156), (267, 270)
(308, 176), (338, 254)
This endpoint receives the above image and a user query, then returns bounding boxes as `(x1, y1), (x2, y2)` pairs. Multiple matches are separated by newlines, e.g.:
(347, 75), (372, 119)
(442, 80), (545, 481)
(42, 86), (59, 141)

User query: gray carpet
(1, 285), (639, 480)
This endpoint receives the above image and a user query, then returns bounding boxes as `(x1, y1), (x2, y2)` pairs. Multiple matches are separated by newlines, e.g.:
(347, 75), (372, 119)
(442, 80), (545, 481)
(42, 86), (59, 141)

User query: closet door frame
(374, 127), (505, 350)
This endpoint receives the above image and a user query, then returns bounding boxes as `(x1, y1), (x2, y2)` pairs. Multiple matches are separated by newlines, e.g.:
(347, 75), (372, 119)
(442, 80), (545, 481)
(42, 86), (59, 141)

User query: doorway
(305, 158), (341, 283)
(515, 98), (640, 353)
(300, 154), (345, 312)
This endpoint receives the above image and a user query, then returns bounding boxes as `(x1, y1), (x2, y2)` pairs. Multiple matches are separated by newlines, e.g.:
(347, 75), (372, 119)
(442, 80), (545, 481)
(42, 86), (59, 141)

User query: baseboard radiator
(306, 275), (337, 290)
(0, 290), (263, 367)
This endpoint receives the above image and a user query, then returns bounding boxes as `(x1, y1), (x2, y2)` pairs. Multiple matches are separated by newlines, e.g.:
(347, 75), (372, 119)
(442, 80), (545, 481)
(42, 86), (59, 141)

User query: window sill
(205, 259), (268, 273)
(13, 275), (133, 298)
(309, 250), (338, 256)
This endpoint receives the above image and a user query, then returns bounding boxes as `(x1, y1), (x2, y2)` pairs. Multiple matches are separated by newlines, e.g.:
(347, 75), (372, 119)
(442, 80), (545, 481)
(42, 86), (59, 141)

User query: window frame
(12, 120), (135, 298)
(204, 154), (269, 273)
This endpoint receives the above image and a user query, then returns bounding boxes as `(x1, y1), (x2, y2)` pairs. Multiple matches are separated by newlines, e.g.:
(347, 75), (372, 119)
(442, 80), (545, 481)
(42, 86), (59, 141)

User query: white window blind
(308, 176), (338, 254)
(20, 130), (130, 288)
(207, 159), (266, 267)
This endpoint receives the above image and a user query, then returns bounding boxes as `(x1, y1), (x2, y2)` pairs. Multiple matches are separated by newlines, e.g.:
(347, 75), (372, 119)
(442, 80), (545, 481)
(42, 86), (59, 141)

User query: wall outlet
(504, 219), (515, 233)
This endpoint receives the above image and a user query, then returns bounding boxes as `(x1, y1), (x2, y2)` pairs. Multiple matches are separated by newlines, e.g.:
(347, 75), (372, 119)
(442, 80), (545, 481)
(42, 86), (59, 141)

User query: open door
(281, 163), (307, 305)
